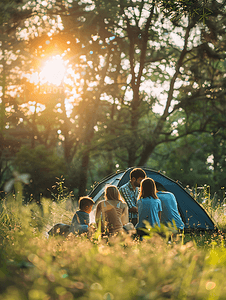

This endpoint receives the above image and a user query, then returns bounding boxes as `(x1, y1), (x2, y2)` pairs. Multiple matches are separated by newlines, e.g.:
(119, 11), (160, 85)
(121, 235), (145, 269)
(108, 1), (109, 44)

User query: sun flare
(39, 56), (66, 86)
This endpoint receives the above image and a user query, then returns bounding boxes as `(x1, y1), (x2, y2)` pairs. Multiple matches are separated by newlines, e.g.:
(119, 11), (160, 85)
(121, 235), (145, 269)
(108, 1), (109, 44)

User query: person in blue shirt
(70, 196), (94, 234)
(135, 178), (162, 237)
(48, 196), (94, 237)
(157, 191), (184, 230)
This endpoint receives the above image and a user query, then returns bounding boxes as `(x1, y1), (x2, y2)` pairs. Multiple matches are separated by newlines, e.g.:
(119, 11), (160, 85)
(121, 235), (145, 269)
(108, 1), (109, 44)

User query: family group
(48, 168), (184, 238)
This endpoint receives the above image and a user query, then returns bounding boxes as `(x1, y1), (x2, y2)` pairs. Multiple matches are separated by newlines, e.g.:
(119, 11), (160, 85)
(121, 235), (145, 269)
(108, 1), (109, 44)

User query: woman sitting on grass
(135, 178), (162, 237)
(95, 185), (129, 235)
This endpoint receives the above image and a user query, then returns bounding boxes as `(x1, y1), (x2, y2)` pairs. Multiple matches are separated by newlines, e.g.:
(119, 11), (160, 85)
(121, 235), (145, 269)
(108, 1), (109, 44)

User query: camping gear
(89, 167), (216, 231)
(48, 223), (70, 236)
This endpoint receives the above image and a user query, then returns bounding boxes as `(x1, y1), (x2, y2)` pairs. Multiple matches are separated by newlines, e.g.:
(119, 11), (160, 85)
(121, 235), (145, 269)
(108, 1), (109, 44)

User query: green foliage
(14, 145), (67, 201)
(0, 0), (25, 25)
(147, 133), (214, 190)
(141, 220), (179, 241)
(159, 0), (213, 23)
(191, 185), (226, 231)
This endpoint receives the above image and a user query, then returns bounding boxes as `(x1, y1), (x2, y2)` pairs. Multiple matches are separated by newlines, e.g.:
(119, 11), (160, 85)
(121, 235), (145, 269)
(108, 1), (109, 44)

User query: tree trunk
(126, 6), (155, 167)
(0, 49), (6, 133)
(61, 94), (71, 164)
(78, 150), (90, 198)
(138, 20), (194, 166)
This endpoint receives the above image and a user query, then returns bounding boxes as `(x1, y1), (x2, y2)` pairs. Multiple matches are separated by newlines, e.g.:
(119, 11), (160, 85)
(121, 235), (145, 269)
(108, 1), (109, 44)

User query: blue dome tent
(89, 167), (216, 231)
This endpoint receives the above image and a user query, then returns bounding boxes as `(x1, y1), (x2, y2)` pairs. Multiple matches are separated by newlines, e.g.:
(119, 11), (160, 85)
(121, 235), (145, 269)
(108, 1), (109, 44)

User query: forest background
(1, 0), (226, 203)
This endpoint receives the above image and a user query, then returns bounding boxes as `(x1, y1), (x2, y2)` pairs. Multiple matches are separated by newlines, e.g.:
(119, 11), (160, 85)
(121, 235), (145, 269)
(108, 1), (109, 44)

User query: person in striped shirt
(119, 168), (146, 226)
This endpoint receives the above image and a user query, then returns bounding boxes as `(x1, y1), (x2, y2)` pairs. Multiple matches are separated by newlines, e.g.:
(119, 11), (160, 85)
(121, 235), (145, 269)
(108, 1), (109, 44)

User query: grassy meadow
(1, 186), (226, 300)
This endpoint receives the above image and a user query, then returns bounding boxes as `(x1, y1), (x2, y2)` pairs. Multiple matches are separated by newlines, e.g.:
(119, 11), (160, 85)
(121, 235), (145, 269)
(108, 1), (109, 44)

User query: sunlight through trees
(1, 0), (226, 199)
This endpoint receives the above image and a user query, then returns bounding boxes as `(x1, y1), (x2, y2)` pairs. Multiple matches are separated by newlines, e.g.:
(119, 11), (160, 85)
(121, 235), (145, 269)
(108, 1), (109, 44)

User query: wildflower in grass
(206, 281), (216, 290)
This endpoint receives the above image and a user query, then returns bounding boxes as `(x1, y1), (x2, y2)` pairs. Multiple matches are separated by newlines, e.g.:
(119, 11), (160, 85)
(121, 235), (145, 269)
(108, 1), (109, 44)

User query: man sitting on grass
(119, 168), (146, 226)
(157, 190), (184, 231)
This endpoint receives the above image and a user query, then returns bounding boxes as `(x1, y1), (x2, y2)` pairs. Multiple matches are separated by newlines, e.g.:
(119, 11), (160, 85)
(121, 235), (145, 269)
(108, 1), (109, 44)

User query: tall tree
(3, 0), (226, 198)
(51, 0), (226, 193)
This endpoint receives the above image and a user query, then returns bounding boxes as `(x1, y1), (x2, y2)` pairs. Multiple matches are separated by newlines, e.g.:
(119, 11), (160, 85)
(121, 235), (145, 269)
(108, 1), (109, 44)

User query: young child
(69, 196), (94, 235)
(48, 196), (94, 237)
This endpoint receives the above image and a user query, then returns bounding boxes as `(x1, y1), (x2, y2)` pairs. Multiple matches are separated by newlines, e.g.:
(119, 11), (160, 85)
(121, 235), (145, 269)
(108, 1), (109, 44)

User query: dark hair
(130, 168), (146, 180)
(139, 178), (158, 199)
(79, 197), (94, 210)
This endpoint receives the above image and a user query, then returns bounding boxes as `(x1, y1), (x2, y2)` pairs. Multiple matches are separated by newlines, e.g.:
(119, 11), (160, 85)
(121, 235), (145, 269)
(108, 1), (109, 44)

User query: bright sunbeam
(39, 56), (66, 86)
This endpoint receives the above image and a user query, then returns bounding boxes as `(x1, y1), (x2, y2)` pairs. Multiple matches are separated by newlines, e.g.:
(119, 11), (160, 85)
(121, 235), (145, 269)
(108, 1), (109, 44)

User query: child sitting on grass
(69, 196), (94, 235)
(48, 196), (94, 237)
